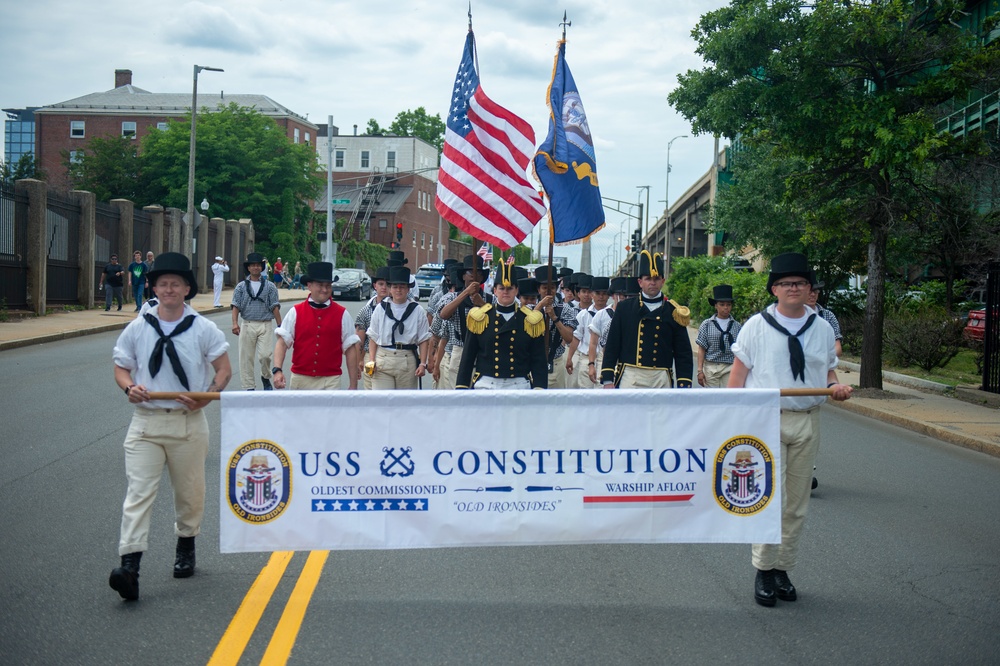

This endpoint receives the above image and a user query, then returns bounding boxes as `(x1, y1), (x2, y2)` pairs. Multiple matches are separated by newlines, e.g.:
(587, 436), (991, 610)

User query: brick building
(34, 69), (318, 191)
(314, 126), (445, 268)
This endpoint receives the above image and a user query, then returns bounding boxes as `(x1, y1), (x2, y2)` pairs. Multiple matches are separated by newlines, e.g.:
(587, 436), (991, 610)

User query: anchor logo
(380, 446), (415, 478)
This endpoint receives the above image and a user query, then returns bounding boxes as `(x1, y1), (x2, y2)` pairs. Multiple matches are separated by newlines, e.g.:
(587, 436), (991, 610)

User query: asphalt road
(1, 305), (997, 665)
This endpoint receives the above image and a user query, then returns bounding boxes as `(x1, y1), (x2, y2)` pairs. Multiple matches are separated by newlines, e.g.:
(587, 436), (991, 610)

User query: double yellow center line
(207, 550), (329, 666)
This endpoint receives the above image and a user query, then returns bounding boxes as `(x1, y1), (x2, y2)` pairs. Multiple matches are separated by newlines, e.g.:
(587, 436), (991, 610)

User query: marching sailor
(437, 254), (492, 387)
(534, 265), (577, 389)
(601, 251), (694, 389)
(456, 261), (547, 390)
(366, 266), (432, 389)
(696, 284), (742, 388)
(354, 266), (391, 390)
(230, 252), (282, 391)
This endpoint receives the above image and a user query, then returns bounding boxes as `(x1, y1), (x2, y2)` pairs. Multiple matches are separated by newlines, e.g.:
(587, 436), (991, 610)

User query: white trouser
(474, 376), (530, 390)
(119, 408), (209, 555)
(547, 354), (567, 388)
(213, 278), (224, 306)
(289, 373), (343, 390)
(238, 319), (274, 389)
(445, 345), (463, 388)
(372, 347), (419, 390)
(702, 361), (731, 389)
(436, 350), (454, 390)
(618, 366), (673, 389)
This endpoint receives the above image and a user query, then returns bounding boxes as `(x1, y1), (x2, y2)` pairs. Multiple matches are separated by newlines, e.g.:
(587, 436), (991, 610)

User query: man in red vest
(271, 262), (360, 390)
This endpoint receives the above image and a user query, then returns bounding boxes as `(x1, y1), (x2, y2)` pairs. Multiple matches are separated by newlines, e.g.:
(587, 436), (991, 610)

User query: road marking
(260, 550), (330, 666)
(207, 551), (294, 666)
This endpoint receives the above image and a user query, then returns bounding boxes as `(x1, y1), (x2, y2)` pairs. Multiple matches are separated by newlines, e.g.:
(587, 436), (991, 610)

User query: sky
(1, 0), (731, 272)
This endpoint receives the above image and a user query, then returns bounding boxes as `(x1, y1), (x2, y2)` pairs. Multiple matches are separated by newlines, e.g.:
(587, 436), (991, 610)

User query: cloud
(164, 2), (263, 54)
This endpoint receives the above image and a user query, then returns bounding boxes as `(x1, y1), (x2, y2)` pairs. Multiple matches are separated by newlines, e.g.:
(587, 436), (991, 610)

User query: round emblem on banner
(713, 435), (774, 516)
(227, 440), (292, 524)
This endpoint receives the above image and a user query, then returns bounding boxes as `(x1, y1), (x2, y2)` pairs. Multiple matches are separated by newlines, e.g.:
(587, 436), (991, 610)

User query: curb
(827, 398), (1000, 459)
(838, 361), (951, 393)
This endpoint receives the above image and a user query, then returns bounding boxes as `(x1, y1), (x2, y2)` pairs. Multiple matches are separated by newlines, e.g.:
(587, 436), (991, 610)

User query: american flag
(435, 30), (546, 250)
(477, 241), (493, 261)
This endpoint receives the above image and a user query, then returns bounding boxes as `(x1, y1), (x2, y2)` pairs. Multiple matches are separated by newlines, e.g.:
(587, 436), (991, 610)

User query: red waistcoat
(290, 300), (346, 377)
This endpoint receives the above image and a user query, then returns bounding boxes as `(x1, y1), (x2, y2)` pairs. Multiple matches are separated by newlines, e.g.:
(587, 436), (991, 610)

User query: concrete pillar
(196, 213), (209, 293)
(227, 219), (240, 283)
(240, 219), (254, 257)
(18, 179), (47, 316)
(145, 205), (164, 256)
(73, 190), (96, 308)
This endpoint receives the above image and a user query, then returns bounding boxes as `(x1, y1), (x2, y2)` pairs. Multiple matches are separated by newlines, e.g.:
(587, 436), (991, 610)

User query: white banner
(219, 389), (781, 553)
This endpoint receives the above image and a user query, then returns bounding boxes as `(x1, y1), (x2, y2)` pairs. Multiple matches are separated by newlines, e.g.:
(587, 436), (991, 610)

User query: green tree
(669, 0), (1000, 388)
(1, 152), (44, 184)
(368, 108), (445, 153)
(142, 104), (323, 258)
(62, 135), (143, 201)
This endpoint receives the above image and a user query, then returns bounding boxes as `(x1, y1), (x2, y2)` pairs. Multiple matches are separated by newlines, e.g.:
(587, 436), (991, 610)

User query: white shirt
(588, 307), (614, 350)
(212, 262), (230, 283)
(367, 300), (432, 347)
(274, 299), (359, 349)
(731, 304), (837, 411)
(573, 307), (600, 355)
(113, 304), (229, 409)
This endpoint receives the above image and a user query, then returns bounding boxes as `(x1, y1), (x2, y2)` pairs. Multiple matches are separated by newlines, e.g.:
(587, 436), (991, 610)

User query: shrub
(883, 303), (966, 371)
(666, 255), (769, 324)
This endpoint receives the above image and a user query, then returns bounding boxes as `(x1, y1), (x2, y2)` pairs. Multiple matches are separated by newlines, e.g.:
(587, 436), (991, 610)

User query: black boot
(772, 569), (797, 601)
(109, 552), (142, 601)
(261, 376), (273, 391)
(174, 536), (196, 578)
(754, 568), (777, 607)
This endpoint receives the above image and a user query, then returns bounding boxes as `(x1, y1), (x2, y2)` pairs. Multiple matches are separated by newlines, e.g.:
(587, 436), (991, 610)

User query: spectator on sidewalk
(211, 257), (229, 308)
(144, 251), (155, 293)
(99, 254), (125, 312)
(127, 251), (148, 312)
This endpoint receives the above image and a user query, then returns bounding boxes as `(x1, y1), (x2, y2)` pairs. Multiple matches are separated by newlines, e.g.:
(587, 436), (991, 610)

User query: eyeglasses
(773, 281), (810, 290)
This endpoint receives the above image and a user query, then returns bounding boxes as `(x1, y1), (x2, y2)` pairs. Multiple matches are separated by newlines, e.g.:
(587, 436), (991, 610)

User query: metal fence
(94, 201), (121, 301)
(45, 192), (81, 304)
(983, 262), (999, 394)
(133, 207), (153, 257)
(0, 184), (28, 308)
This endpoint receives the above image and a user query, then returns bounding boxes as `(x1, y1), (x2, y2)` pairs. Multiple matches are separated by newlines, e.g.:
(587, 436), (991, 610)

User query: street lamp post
(664, 135), (688, 215)
(636, 185), (650, 242)
(185, 64), (224, 262)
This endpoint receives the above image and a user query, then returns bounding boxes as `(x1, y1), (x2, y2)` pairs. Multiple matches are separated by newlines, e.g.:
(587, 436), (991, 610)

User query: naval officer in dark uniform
(455, 260), (547, 390)
(601, 251), (694, 389)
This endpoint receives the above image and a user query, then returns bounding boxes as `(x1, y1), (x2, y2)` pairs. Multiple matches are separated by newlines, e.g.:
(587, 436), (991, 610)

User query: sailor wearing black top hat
(387, 250), (420, 301)
(354, 266), (391, 390)
(728, 252), (852, 607)
(429, 262), (462, 390)
(567, 274), (609, 389)
(585, 276), (618, 385)
(601, 251), (694, 389)
(366, 266), (432, 389)
(272, 262), (360, 390)
(109, 252), (232, 601)
(696, 284), (742, 388)
(230, 252), (283, 391)
(437, 254), (493, 386)
(533, 265), (577, 389)
(455, 260), (547, 389)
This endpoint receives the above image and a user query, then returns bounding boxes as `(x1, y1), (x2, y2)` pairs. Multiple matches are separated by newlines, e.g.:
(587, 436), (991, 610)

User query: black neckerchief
(760, 309), (816, 382)
(382, 301), (419, 345)
(496, 303), (516, 314)
(245, 278), (266, 302)
(641, 294), (662, 305)
(712, 318), (735, 352)
(144, 314), (197, 389)
(308, 300), (329, 309)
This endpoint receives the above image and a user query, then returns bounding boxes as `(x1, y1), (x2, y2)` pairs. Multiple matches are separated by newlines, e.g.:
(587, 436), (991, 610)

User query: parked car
(331, 268), (372, 301)
(415, 264), (445, 299)
(963, 308), (986, 342)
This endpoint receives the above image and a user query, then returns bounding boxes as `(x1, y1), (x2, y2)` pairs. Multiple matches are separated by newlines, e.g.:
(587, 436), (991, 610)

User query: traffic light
(390, 241), (399, 249)
(395, 222), (403, 242)
(631, 230), (641, 249)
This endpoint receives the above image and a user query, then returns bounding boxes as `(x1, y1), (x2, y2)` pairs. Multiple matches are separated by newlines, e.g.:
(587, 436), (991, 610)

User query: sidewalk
(2, 299), (997, 458)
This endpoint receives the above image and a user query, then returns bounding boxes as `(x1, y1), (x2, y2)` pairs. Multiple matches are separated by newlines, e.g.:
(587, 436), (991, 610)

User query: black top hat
(558, 267), (574, 278)
(373, 266), (391, 283)
(517, 277), (539, 297)
(533, 265), (556, 283)
(387, 259), (404, 268)
(638, 251), (664, 279)
(767, 253), (812, 293)
(443, 258), (459, 267)
(387, 250), (408, 265)
(301, 262), (334, 285)
(575, 274), (593, 290)
(463, 254), (485, 271)
(388, 266), (411, 285)
(808, 270), (824, 290)
(609, 277), (628, 295)
(448, 263), (465, 286)
(147, 252), (198, 299)
(625, 276), (641, 296)
(591, 276), (610, 292)
(709, 284), (735, 306)
(511, 266), (528, 283)
(244, 252), (265, 272)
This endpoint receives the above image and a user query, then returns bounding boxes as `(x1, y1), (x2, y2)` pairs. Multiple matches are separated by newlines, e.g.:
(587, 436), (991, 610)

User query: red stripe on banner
(583, 495), (695, 504)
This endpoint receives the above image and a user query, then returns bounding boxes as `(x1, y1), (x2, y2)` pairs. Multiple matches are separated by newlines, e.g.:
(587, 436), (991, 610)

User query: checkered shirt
(695, 315), (742, 364)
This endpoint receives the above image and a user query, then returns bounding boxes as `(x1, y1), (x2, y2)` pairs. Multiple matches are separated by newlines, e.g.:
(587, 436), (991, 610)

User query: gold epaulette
(467, 304), (492, 335)
(521, 306), (545, 338)
(669, 299), (691, 327)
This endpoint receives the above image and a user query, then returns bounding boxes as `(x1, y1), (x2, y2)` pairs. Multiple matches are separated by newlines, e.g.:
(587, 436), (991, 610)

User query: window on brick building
(412, 231), (416, 247)
(70, 121), (85, 139)
(379, 219), (387, 229)
(305, 132), (311, 145)
(361, 151), (370, 168)
(421, 232), (425, 249)
(69, 150), (83, 164)
(335, 150), (345, 168)
(387, 150), (396, 169)
(122, 122), (137, 139)
(294, 128), (300, 143)
(156, 122), (169, 131)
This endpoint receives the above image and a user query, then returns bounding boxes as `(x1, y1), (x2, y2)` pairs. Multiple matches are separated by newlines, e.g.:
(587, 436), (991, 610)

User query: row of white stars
(313, 498), (428, 512)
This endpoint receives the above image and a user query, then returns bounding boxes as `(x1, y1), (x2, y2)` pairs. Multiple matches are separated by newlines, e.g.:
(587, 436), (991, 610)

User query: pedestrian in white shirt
(211, 256), (229, 307)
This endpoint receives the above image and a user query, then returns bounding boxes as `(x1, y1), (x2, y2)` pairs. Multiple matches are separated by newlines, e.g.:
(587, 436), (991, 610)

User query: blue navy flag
(534, 39), (605, 244)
